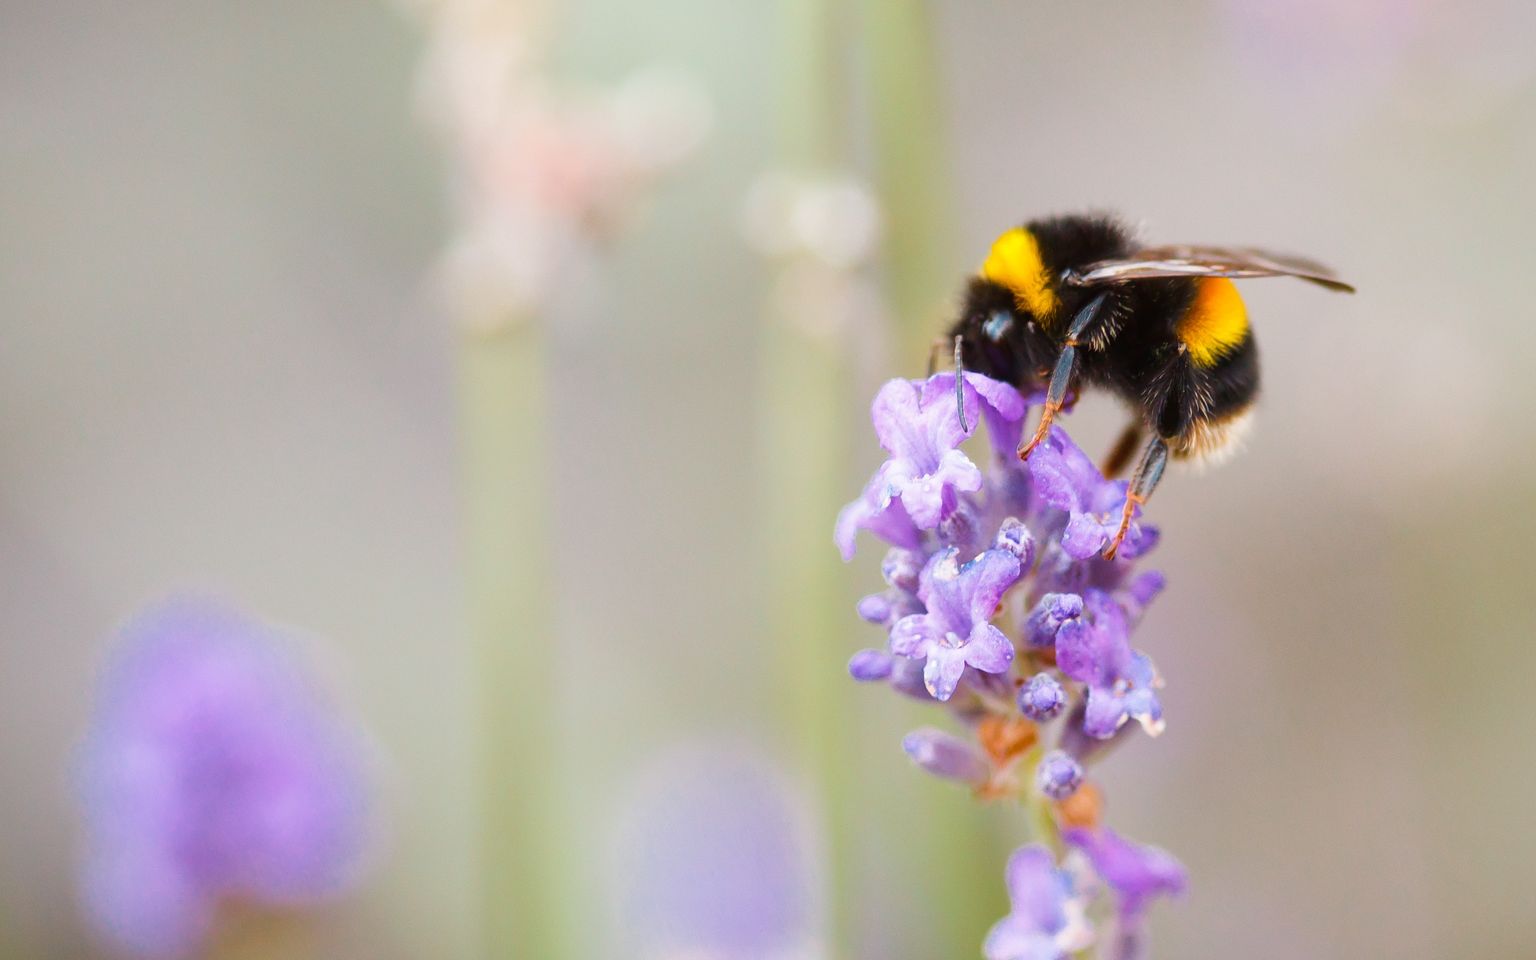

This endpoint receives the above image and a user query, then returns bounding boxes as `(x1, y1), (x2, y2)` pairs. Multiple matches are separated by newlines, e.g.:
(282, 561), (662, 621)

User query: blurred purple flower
(76, 598), (371, 958)
(889, 547), (1019, 701)
(615, 747), (815, 959)
(983, 845), (1092, 960)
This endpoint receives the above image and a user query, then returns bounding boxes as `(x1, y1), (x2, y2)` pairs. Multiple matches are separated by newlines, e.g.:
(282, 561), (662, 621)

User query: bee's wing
(1066, 244), (1356, 293)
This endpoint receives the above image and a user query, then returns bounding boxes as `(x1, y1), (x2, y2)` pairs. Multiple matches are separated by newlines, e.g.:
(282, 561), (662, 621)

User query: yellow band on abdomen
(1177, 277), (1249, 367)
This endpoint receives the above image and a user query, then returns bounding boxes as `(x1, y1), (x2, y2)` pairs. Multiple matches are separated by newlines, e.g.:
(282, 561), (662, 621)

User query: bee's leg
(1019, 292), (1111, 460)
(926, 337), (949, 377)
(1100, 420), (1145, 478)
(1104, 435), (1169, 560)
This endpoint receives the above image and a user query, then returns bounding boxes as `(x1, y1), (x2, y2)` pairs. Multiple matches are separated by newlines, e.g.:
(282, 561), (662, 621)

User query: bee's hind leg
(1100, 420), (1145, 479)
(1104, 435), (1169, 560)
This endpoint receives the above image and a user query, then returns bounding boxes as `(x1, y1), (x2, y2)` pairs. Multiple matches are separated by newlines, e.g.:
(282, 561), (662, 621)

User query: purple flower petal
(962, 550), (1025, 624)
(984, 844), (1093, 960)
(1056, 591), (1164, 739)
(1028, 427), (1154, 560)
(921, 371), (1028, 457)
(842, 377), (991, 540)
(888, 547), (1022, 702)
(922, 648), (970, 701)
(1063, 827), (1186, 922)
(1024, 592), (1084, 649)
(834, 474), (924, 561)
(1026, 426), (1103, 514)
(964, 623), (1015, 674)
(888, 615), (928, 659)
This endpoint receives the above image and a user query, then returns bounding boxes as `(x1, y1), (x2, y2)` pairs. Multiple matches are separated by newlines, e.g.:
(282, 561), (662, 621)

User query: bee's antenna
(953, 335), (969, 433)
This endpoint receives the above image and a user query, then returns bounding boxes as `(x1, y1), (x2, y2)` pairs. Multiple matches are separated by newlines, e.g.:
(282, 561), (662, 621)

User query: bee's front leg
(1018, 291), (1112, 460)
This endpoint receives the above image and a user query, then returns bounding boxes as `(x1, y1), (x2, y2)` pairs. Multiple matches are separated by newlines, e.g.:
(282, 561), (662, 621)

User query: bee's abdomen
(1171, 332), (1260, 464)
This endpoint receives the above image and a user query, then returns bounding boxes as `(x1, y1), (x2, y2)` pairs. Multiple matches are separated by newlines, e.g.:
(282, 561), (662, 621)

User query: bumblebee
(947, 213), (1353, 558)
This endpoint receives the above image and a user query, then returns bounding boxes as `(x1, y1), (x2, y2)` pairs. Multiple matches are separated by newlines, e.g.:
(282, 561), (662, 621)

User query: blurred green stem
(766, 0), (855, 953)
(860, 0), (959, 352)
(461, 322), (568, 960)
(1020, 745), (1063, 857)
(859, 0), (1005, 947)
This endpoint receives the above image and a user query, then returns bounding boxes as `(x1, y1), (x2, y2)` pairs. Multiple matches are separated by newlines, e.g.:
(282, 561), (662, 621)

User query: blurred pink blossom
(412, 0), (711, 328)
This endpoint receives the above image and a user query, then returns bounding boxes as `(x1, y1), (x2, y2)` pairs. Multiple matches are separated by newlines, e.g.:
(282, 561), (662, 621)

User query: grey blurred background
(3, 0), (1534, 958)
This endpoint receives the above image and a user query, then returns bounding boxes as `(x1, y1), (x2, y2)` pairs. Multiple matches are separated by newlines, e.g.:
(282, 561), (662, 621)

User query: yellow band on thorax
(980, 228), (1061, 323)
(1177, 277), (1249, 367)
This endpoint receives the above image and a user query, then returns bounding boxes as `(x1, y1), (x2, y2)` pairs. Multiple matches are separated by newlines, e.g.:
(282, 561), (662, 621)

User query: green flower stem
(1020, 744), (1065, 858)
(461, 322), (569, 960)
(860, 0), (1005, 948)
(767, 0), (856, 953)
(761, 315), (855, 953)
(860, 0), (960, 354)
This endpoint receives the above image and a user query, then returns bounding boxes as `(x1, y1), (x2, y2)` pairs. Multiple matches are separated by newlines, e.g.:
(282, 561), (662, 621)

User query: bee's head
(949, 274), (1040, 387)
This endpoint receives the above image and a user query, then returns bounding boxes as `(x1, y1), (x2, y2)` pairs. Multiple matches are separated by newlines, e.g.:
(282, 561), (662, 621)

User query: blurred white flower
(742, 173), (888, 347)
(411, 0), (713, 331)
(741, 174), (881, 270)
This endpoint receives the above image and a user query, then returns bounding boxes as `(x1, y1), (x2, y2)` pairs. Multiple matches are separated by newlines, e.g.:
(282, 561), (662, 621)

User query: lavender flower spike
(984, 845), (1093, 960)
(76, 598), (371, 958)
(838, 370), (1185, 957)
(890, 547), (1020, 700)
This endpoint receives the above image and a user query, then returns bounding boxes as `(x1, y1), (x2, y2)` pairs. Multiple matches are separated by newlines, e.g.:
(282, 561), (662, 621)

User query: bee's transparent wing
(1066, 244), (1355, 293)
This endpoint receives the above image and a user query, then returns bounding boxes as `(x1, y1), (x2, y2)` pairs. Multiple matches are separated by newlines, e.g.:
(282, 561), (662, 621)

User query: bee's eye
(983, 310), (1014, 341)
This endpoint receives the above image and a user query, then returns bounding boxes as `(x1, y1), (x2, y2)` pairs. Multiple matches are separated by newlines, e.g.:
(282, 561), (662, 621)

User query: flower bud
(1018, 672), (1067, 721)
(847, 649), (893, 682)
(1036, 749), (1084, 800)
(902, 728), (988, 785)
